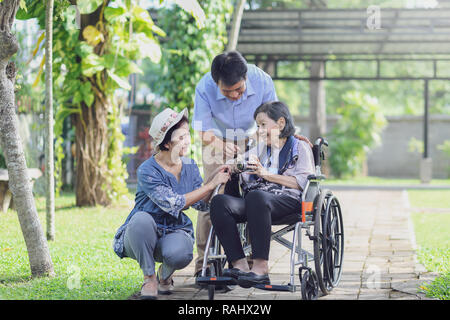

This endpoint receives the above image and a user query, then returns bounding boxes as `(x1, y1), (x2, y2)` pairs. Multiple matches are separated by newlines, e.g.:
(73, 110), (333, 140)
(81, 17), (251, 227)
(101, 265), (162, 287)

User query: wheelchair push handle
(314, 137), (328, 148)
(312, 137), (328, 169)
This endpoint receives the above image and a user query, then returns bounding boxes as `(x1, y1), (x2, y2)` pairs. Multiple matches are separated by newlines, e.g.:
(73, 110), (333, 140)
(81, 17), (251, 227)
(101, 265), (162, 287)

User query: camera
(236, 160), (254, 172)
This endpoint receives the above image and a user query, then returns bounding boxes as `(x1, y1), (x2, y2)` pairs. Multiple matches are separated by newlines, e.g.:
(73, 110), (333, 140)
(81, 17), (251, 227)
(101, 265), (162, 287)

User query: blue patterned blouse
(113, 156), (208, 258)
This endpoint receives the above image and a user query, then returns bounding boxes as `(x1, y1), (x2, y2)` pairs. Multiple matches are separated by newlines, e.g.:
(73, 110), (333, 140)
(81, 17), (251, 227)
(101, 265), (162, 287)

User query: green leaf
(81, 53), (105, 77)
(132, 5), (153, 24)
(19, 0), (27, 12)
(103, 54), (142, 77)
(77, 0), (103, 15)
(151, 25), (166, 37)
(80, 81), (92, 97)
(173, 0), (206, 29)
(16, 0), (43, 20)
(72, 91), (83, 105)
(139, 37), (162, 63)
(75, 42), (94, 59)
(104, 6), (126, 22)
(107, 70), (131, 90)
(84, 92), (95, 107)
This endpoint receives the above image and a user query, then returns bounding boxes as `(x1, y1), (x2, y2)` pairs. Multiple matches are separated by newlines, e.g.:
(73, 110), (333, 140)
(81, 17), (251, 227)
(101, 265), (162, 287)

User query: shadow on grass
(0, 274), (32, 284)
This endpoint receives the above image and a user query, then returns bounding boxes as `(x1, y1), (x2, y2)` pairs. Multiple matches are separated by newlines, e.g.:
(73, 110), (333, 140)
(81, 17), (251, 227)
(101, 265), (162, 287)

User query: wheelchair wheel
(313, 189), (333, 295)
(207, 264), (216, 300)
(323, 195), (344, 288)
(300, 268), (319, 300)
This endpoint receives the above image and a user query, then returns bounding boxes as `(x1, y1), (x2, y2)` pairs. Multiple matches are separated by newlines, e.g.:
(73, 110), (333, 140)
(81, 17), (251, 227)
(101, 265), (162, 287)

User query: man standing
(191, 51), (277, 279)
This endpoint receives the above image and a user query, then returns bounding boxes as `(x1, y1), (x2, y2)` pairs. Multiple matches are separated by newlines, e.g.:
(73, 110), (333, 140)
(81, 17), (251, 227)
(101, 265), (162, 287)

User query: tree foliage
(155, 0), (233, 113)
(328, 91), (387, 178)
(17, 0), (206, 205)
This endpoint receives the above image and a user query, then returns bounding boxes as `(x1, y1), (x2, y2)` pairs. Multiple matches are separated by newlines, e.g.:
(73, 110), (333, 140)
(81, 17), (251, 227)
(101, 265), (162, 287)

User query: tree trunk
(0, 0), (55, 277)
(45, 0), (55, 240)
(74, 5), (111, 207)
(226, 0), (246, 51)
(75, 96), (110, 206)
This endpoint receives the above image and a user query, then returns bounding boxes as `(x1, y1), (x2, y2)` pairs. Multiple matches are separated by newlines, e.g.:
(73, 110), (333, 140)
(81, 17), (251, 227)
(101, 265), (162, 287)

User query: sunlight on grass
(409, 190), (450, 300)
(0, 192), (200, 300)
(323, 176), (450, 186)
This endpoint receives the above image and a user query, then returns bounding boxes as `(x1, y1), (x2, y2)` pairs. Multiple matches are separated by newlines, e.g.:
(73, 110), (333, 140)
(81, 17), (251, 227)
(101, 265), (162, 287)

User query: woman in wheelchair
(210, 101), (315, 288)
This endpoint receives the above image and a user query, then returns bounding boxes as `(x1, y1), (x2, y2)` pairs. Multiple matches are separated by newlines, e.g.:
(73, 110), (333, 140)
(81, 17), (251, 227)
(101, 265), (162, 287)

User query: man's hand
(223, 140), (240, 158)
(294, 134), (313, 148)
(200, 131), (240, 158)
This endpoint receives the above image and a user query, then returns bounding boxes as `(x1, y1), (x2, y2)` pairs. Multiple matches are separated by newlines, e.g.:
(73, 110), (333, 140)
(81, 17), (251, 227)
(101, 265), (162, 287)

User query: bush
(328, 91), (387, 178)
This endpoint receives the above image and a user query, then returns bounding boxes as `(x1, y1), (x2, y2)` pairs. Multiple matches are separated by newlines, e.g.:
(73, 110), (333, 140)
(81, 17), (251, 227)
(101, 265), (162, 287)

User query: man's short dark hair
(254, 101), (296, 138)
(211, 51), (247, 86)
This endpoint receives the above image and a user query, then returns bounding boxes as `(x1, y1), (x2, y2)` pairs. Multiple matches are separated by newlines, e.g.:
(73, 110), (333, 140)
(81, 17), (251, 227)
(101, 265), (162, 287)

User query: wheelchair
(196, 137), (344, 300)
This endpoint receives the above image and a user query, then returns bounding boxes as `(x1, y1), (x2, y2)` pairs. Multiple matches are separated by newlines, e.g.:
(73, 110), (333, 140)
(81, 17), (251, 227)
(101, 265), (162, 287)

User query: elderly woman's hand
(246, 155), (271, 178)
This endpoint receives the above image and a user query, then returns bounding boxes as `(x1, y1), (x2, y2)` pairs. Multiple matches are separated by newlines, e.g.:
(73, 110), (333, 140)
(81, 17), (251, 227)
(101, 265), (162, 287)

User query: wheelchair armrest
(307, 174), (326, 181)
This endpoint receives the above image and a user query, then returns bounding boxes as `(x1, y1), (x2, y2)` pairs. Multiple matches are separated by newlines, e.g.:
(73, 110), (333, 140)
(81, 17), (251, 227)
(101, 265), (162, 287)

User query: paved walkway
(129, 190), (437, 300)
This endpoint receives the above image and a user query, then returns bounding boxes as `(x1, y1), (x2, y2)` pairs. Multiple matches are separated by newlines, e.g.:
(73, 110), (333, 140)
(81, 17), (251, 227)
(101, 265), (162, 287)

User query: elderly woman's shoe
(237, 272), (270, 289)
(140, 279), (157, 300)
(222, 268), (248, 282)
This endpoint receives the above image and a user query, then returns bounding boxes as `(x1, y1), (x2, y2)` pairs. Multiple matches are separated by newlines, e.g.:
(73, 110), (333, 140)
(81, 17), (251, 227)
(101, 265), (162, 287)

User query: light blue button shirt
(192, 64), (277, 140)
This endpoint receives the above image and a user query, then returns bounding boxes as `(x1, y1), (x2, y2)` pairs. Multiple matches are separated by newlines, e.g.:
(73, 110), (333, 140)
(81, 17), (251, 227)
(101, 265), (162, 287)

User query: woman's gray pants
(123, 211), (194, 280)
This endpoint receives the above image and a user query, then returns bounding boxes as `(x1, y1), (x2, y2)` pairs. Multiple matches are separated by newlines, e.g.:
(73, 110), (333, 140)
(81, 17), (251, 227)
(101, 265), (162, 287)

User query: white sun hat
(149, 107), (188, 150)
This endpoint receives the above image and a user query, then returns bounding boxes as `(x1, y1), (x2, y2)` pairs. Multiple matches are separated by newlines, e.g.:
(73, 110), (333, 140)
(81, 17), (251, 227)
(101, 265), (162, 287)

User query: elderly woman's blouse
(241, 136), (315, 198)
(113, 156), (207, 258)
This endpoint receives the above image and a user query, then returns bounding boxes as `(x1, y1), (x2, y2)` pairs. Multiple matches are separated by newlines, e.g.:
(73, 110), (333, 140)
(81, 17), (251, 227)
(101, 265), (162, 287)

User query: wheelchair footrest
(196, 276), (237, 286)
(253, 283), (293, 292)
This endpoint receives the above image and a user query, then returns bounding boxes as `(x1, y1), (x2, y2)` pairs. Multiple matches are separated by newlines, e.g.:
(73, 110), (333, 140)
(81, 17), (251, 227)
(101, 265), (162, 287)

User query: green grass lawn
(409, 190), (450, 300)
(0, 192), (198, 300)
(323, 176), (450, 186)
(408, 190), (450, 209)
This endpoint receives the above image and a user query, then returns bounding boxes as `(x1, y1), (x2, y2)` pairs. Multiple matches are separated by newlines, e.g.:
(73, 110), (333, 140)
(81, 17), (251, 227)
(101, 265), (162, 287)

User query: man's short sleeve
(192, 84), (214, 132)
(262, 74), (278, 103)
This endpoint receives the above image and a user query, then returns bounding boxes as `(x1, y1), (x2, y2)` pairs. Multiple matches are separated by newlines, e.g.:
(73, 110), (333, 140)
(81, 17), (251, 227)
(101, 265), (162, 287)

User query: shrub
(328, 91), (387, 178)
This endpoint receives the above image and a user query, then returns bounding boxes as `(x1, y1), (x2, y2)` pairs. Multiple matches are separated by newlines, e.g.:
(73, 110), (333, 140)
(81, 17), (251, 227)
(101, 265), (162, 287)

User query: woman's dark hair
(254, 101), (296, 138)
(158, 116), (188, 151)
(211, 51), (247, 86)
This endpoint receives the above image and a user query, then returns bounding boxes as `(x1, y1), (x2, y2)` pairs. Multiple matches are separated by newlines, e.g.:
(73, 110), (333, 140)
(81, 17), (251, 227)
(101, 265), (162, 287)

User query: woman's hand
(209, 169), (231, 188)
(214, 164), (232, 175)
(246, 156), (271, 178)
(245, 155), (300, 190)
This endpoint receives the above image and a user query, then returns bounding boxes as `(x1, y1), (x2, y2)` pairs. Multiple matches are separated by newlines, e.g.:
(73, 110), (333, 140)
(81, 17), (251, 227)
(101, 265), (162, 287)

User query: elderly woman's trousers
(210, 190), (301, 263)
(123, 211), (194, 279)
